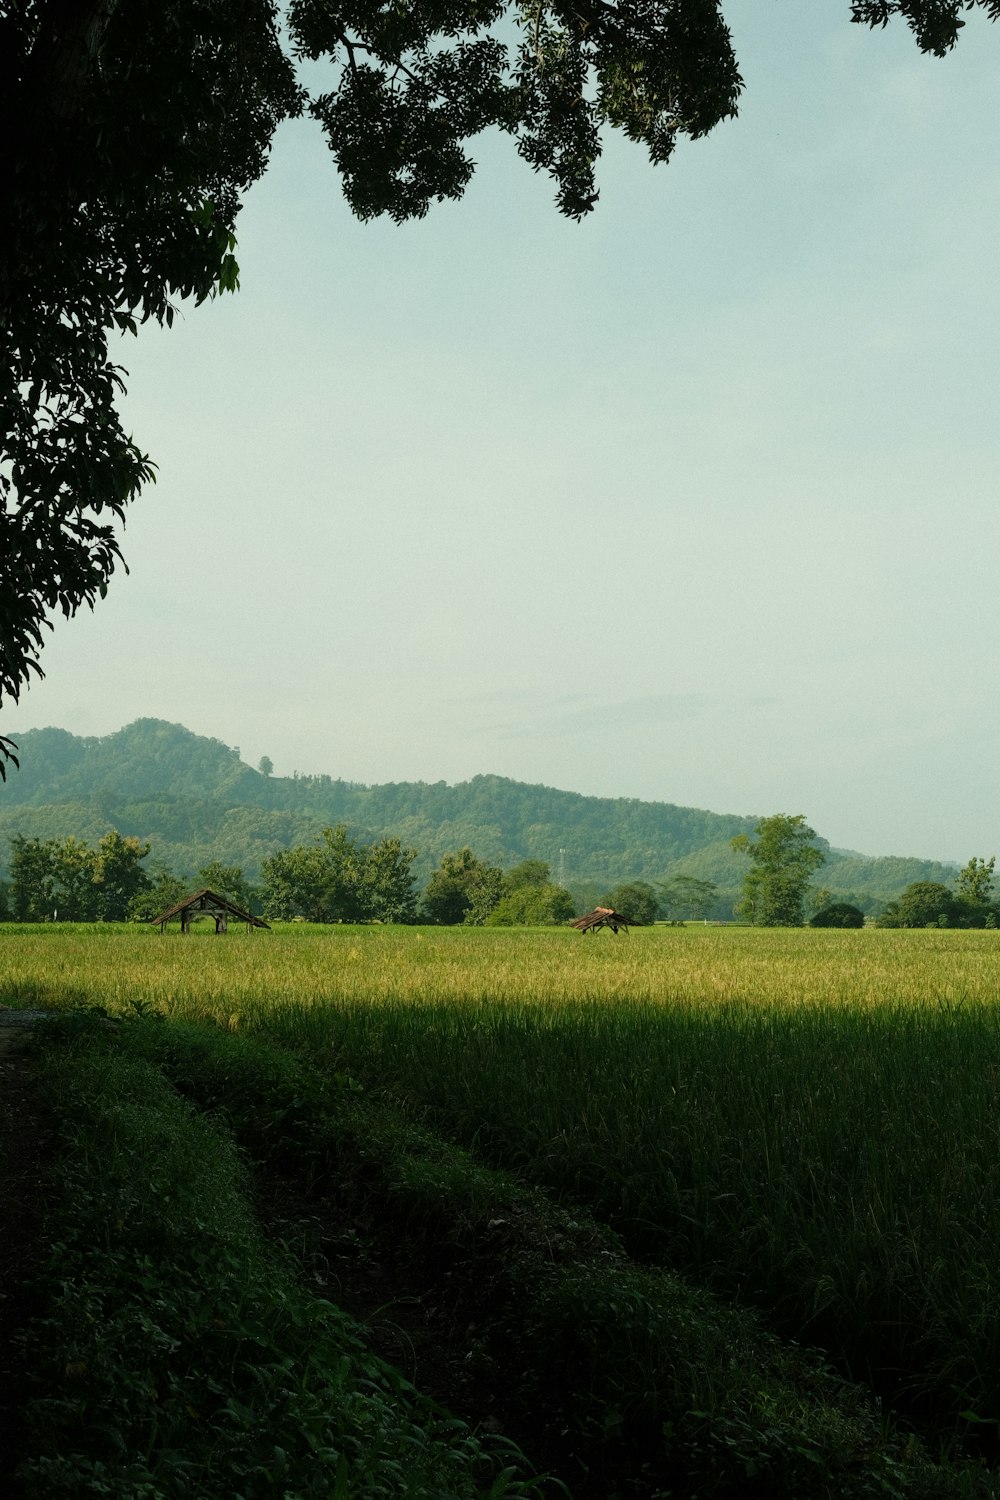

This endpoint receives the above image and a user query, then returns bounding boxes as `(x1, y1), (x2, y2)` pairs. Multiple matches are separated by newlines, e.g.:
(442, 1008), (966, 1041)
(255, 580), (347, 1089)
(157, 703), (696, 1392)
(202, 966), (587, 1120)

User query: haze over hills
(0, 719), (958, 916)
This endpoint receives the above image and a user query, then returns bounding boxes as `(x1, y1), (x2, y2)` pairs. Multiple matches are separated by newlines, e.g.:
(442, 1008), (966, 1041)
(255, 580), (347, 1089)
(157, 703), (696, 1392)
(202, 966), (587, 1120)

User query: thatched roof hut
(148, 887), (269, 934)
(571, 906), (631, 935)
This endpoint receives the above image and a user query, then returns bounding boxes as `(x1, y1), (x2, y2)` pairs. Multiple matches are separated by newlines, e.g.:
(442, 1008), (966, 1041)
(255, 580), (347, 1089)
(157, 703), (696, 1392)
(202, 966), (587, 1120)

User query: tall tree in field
(421, 848), (503, 925)
(657, 874), (719, 921)
(9, 834), (54, 922)
(45, 834), (100, 921)
(731, 814), (826, 927)
(358, 836), (418, 924)
(9, 828), (150, 920)
(93, 830), (151, 920)
(487, 882), (576, 927)
(955, 856), (996, 912)
(3, 1), (995, 707)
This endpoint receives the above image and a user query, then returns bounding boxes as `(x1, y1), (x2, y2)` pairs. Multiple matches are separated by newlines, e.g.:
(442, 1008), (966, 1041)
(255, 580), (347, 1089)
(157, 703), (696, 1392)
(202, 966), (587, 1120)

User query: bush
(810, 902), (865, 929)
(486, 884), (575, 926)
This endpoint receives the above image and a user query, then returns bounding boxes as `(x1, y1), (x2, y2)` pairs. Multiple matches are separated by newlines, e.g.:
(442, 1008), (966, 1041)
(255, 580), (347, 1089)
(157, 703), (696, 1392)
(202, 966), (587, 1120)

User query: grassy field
(4, 922), (1000, 1483)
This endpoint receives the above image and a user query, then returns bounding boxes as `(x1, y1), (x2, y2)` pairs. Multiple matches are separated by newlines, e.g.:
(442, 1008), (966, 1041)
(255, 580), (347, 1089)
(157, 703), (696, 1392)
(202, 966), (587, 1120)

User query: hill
(0, 719), (958, 915)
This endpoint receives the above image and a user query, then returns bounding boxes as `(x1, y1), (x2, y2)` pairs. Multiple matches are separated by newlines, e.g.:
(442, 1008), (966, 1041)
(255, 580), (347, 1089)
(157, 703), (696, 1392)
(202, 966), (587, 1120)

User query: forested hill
(0, 719), (757, 884)
(0, 719), (957, 911)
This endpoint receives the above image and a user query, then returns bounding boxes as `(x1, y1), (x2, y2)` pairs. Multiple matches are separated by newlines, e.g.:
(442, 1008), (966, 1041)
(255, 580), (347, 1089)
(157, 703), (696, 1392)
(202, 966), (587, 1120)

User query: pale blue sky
(9, 3), (1000, 861)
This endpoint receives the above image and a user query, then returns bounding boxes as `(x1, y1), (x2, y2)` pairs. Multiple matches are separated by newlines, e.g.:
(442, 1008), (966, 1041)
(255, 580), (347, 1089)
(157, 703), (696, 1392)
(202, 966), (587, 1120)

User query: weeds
(15, 1017), (548, 1499)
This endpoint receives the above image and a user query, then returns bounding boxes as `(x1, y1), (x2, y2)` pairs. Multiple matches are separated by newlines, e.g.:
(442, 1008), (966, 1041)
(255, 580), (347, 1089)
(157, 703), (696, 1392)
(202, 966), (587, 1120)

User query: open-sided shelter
(571, 906), (631, 935)
(148, 887), (270, 934)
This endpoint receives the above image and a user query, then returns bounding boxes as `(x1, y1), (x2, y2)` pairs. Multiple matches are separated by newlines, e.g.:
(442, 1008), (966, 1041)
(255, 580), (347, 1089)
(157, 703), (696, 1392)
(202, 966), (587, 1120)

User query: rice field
(4, 921), (1000, 1438)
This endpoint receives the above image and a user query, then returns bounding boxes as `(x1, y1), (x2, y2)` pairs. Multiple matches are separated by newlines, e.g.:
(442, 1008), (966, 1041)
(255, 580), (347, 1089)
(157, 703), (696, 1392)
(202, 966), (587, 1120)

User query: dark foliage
(810, 902), (866, 929)
(601, 880), (660, 925)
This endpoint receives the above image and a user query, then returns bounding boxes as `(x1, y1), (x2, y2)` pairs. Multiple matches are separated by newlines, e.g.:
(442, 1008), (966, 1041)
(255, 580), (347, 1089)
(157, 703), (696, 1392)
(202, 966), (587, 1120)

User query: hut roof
(147, 887), (270, 929)
(571, 906), (631, 934)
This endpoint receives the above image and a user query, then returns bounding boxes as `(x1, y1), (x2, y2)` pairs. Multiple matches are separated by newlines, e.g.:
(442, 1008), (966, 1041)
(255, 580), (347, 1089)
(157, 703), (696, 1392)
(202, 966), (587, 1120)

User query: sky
(7, 2), (1000, 862)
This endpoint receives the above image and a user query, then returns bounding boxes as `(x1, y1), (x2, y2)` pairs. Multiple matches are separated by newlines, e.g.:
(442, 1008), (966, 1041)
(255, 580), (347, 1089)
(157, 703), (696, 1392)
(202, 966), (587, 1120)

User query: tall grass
(4, 923), (1000, 1431)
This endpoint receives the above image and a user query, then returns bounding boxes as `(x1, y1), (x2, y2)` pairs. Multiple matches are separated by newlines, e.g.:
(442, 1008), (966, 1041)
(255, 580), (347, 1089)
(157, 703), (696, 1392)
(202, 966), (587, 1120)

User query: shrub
(810, 902), (865, 929)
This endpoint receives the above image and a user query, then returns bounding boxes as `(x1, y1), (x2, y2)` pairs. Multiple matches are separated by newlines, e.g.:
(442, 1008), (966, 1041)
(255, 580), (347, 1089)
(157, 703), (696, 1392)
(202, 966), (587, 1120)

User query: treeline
(2, 824), (727, 928)
(6, 832), (153, 922)
(257, 839), (584, 927)
(873, 858), (1000, 928)
(0, 829), (587, 927)
(728, 816), (1000, 931)
(6, 818), (993, 931)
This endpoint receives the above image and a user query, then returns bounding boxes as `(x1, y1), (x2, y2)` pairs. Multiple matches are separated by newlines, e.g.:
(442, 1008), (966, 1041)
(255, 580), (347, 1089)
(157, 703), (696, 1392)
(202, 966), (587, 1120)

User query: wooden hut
(148, 887), (270, 935)
(571, 906), (631, 935)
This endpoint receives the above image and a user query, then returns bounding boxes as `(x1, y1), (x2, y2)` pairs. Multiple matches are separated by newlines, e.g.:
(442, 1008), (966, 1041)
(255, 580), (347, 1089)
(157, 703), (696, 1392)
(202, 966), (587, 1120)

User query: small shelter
(571, 906), (631, 935)
(148, 887), (270, 935)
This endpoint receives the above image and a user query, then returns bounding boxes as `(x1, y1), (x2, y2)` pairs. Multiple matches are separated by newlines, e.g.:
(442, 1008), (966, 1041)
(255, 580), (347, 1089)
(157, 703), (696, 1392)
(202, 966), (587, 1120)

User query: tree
(487, 882), (576, 927)
(955, 856), (996, 910)
(260, 824), (416, 922)
(504, 860), (554, 891)
(257, 756), (274, 779)
(3, 1), (993, 708)
(420, 848), (503, 925)
(464, 867), (506, 927)
(9, 835), (54, 921)
(485, 859), (576, 925)
(198, 860), (253, 911)
(601, 881), (659, 926)
(9, 832), (96, 919)
(731, 814), (826, 927)
(93, 830), (151, 920)
(261, 844), (329, 923)
(877, 881), (969, 928)
(44, 835), (100, 920)
(657, 874), (718, 921)
(130, 864), (189, 923)
(358, 836), (418, 924)
(260, 831), (359, 922)
(810, 902), (865, 929)
(875, 876), (1000, 930)
(316, 824), (369, 922)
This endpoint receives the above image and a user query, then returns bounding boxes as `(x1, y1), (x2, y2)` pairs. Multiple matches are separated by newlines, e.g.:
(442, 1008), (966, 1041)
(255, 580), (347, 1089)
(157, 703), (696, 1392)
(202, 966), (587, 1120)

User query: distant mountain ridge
(0, 719), (958, 915)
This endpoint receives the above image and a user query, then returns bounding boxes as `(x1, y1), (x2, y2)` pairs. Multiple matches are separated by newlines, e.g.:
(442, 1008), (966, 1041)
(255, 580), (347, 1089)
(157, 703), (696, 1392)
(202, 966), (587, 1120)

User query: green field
(4, 922), (1000, 1495)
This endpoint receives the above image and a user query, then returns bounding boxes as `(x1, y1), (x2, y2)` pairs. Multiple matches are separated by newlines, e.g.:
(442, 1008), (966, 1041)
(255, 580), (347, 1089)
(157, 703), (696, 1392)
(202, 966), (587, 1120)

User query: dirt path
(0, 1011), (55, 1486)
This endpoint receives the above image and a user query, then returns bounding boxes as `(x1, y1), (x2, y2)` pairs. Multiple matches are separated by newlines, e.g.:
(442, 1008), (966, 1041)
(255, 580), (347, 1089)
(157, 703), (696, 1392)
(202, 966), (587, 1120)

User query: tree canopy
(260, 824), (417, 922)
(9, 828), (150, 920)
(420, 847), (505, 924)
(732, 814), (827, 927)
(875, 859), (1000, 928)
(2, 1), (998, 706)
(601, 880), (660, 925)
(809, 901), (866, 929)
